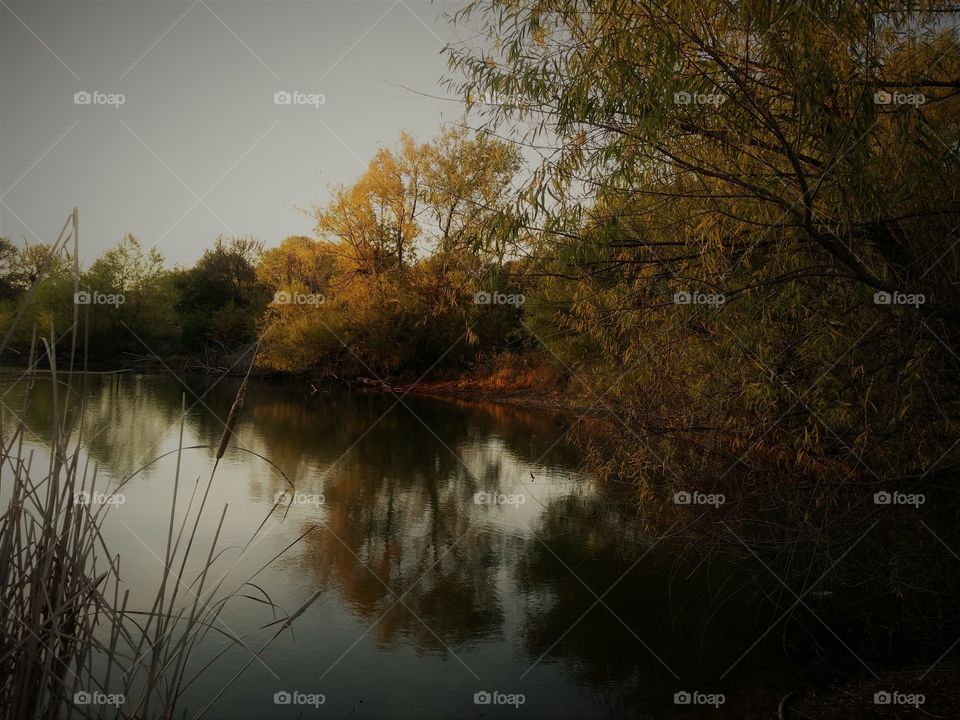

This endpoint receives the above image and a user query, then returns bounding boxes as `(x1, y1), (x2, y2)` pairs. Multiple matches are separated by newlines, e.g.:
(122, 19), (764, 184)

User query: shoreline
(392, 377), (608, 418)
(0, 359), (599, 417)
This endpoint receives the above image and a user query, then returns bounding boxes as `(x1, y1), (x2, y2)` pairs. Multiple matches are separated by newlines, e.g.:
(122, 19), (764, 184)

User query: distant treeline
(0, 127), (530, 377)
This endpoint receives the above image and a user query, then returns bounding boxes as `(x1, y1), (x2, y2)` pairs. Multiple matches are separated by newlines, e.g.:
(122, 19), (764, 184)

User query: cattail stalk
(215, 381), (247, 460)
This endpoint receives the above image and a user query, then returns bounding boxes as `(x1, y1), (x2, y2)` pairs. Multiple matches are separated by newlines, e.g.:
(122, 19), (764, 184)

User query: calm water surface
(0, 373), (819, 719)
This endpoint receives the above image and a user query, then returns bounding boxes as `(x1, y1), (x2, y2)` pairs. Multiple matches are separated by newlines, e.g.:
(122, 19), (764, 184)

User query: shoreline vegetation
(1, 351), (601, 418)
(0, 336), (322, 719)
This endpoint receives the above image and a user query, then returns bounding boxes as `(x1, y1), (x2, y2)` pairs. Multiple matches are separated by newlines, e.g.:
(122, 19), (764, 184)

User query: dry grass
(404, 352), (569, 400)
(0, 322), (316, 719)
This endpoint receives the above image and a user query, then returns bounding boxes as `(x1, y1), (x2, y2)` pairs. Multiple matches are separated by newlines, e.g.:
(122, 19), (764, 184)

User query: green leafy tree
(80, 235), (179, 356)
(446, 0), (960, 482)
(175, 236), (269, 350)
(0, 238), (21, 301)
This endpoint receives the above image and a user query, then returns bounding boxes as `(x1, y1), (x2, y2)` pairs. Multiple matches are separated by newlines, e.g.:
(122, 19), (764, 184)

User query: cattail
(215, 380), (247, 460)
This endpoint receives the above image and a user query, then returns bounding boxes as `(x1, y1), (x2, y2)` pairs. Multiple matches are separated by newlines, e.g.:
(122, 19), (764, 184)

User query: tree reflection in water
(0, 372), (902, 719)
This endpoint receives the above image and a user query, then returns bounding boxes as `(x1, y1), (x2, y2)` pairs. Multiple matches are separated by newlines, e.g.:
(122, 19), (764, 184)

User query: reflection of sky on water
(0, 373), (818, 719)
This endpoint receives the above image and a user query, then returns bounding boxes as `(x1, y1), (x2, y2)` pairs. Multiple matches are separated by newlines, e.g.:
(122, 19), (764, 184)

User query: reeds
(0, 322), (314, 719)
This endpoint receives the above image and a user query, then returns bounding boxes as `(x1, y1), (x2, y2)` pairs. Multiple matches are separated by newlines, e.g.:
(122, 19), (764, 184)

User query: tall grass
(0, 322), (316, 719)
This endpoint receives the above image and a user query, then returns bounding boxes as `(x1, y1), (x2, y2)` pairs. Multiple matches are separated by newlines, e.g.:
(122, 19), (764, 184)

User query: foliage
(173, 236), (269, 351)
(446, 0), (960, 485)
(82, 234), (180, 355)
(0, 129), (527, 376)
(258, 128), (526, 375)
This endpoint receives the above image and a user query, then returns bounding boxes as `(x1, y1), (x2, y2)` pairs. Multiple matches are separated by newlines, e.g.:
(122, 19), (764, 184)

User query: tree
(256, 236), (338, 295)
(0, 238), (21, 301)
(313, 132), (428, 273)
(175, 236), (269, 350)
(81, 235), (179, 355)
(85, 234), (164, 295)
(0, 241), (74, 357)
(261, 128), (527, 374)
(446, 0), (960, 483)
(422, 125), (521, 261)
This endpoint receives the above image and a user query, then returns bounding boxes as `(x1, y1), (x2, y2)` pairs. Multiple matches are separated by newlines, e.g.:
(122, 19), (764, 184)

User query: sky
(0, 0), (472, 267)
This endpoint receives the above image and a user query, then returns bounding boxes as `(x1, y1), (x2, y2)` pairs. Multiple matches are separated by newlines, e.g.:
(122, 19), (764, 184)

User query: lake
(0, 371), (834, 719)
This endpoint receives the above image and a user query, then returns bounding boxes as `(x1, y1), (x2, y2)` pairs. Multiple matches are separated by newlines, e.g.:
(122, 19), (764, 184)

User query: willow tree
(447, 1), (960, 483)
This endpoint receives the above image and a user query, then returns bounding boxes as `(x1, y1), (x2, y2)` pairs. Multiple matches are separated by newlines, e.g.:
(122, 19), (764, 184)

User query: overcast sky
(0, 0), (470, 266)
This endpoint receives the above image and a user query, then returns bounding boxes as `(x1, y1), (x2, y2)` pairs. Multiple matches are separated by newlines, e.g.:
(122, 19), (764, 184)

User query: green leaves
(446, 0), (960, 483)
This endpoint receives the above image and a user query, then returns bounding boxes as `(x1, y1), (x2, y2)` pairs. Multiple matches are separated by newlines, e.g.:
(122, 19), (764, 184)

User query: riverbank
(2, 350), (589, 414)
(762, 661), (960, 719)
(309, 352), (616, 418)
(395, 374), (602, 416)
